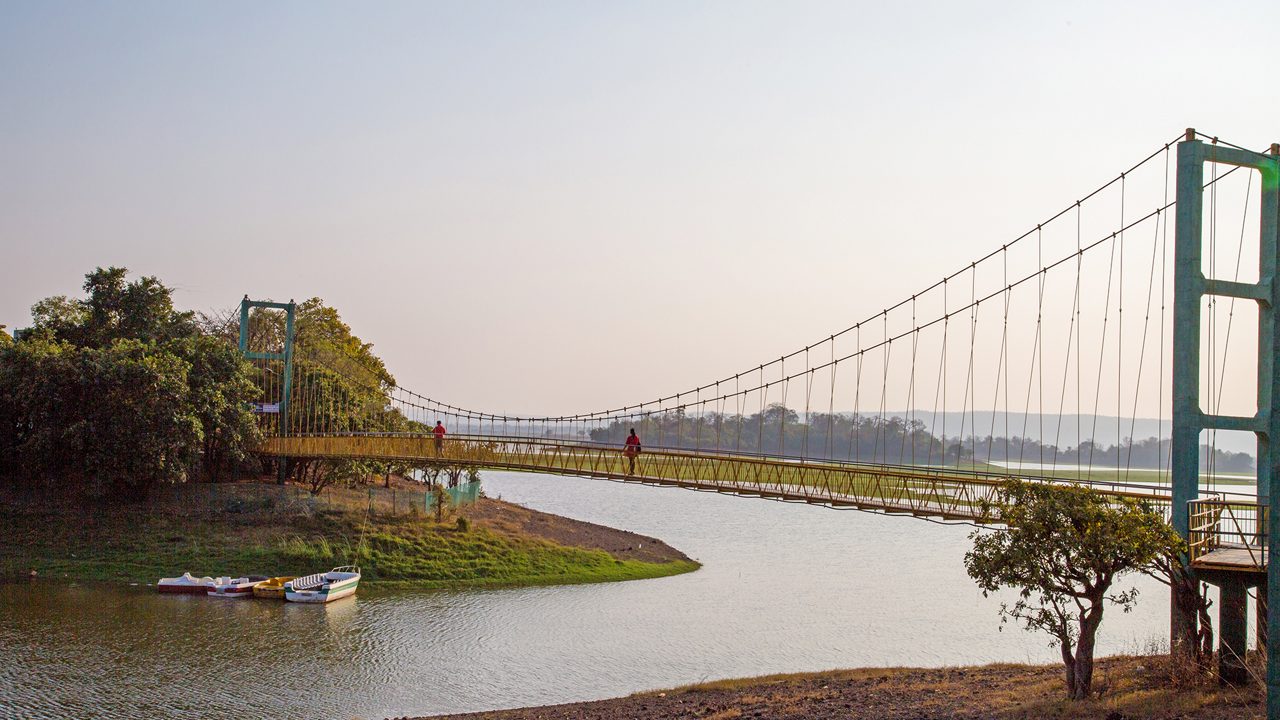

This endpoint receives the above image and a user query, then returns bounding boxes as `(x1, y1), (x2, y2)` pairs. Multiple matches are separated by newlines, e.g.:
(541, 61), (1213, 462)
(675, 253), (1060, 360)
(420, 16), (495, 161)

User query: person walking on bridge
(433, 421), (447, 456)
(623, 428), (641, 476)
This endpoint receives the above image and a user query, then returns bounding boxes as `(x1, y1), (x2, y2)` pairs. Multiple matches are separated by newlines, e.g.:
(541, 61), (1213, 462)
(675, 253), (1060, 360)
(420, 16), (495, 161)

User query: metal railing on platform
(1188, 498), (1267, 571)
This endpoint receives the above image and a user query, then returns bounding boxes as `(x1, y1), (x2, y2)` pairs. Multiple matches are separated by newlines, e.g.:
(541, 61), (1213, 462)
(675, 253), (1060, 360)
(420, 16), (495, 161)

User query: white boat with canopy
(283, 566), (360, 603)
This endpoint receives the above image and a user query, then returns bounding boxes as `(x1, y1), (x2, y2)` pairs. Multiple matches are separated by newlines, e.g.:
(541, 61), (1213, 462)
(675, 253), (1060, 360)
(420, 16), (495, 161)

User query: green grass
(0, 495), (698, 588)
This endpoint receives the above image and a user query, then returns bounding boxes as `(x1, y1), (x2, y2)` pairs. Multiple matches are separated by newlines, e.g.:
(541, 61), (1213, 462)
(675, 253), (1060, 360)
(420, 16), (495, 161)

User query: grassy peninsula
(1, 481), (698, 589)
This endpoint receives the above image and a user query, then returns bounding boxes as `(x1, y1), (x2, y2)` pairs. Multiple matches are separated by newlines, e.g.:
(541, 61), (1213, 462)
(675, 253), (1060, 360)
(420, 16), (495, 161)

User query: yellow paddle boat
(251, 576), (295, 599)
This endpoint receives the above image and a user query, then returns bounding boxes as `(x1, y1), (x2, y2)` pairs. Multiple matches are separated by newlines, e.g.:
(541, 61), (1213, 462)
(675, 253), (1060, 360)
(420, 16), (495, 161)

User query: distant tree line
(969, 434), (1254, 473)
(588, 407), (1254, 472)
(589, 406), (964, 464)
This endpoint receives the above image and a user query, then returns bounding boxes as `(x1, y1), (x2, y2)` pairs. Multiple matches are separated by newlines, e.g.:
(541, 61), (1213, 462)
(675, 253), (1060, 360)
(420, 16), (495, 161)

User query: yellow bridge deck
(258, 434), (1173, 523)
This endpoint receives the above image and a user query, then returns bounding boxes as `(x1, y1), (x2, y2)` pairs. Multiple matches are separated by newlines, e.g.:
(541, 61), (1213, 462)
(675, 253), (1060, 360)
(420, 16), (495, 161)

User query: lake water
(2, 470), (1183, 719)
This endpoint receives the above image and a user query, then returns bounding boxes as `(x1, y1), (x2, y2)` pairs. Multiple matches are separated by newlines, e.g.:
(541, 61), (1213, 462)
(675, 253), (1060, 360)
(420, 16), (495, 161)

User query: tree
(1146, 550), (1215, 665)
(292, 458), (374, 496)
(964, 480), (1182, 700)
(0, 338), (204, 498)
(429, 481), (452, 523)
(0, 268), (262, 496)
(21, 267), (196, 347)
(418, 463), (443, 487)
(173, 335), (262, 481)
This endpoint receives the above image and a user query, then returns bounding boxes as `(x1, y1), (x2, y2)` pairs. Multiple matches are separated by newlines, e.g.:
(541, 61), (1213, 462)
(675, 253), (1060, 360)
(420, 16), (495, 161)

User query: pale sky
(3, 0), (1278, 423)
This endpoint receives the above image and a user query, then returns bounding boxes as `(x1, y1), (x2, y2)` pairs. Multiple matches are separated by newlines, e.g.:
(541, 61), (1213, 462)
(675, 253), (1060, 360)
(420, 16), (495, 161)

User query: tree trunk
(1198, 602), (1215, 663)
(1060, 642), (1077, 697)
(1069, 605), (1105, 699)
(1170, 564), (1210, 663)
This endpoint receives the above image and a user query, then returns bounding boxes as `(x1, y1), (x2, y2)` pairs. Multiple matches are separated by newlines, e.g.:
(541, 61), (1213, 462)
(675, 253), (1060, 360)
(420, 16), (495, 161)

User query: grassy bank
(420, 654), (1262, 720)
(0, 482), (699, 588)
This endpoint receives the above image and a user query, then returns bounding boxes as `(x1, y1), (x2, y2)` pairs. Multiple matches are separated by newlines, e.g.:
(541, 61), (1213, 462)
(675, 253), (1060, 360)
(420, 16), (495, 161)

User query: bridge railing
(1188, 498), (1267, 570)
(265, 431), (1187, 494)
(255, 432), (1205, 522)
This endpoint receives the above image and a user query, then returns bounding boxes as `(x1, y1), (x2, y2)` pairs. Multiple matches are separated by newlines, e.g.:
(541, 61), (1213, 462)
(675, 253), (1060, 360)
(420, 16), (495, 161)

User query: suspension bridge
(243, 129), (1280, 711)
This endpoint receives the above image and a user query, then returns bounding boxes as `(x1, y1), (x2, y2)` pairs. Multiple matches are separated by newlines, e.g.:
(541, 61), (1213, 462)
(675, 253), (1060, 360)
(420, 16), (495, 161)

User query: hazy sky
(3, 0), (1278, 419)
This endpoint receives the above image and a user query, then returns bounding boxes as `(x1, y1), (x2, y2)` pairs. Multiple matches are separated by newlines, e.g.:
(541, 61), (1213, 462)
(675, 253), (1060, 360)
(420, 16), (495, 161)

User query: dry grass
(428, 656), (1264, 720)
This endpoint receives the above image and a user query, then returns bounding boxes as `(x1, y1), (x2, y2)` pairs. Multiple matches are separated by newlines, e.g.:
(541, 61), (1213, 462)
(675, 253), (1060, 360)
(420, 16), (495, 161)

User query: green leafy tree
(0, 338), (76, 481)
(964, 480), (1182, 700)
(219, 297), (407, 438)
(173, 335), (262, 481)
(22, 267), (196, 347)
(0, 339), (203, 498)
(73, 340), (204, 496)
(1, 268), (261, 496)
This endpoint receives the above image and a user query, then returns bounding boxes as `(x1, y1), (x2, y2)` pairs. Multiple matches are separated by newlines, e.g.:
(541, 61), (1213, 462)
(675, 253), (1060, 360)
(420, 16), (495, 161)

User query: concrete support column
(1221, 579), (1251, 685)
(1171, 135), (1205, 655)
(1261, 582), (1270, 656)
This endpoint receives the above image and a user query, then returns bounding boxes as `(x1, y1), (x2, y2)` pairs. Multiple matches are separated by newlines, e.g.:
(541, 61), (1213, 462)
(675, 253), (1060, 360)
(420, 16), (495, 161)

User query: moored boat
(207, 576), (261, 599)
(251, 576), (295, 599)
(284, 566), (360, 603)
(157, 572), (214, 594)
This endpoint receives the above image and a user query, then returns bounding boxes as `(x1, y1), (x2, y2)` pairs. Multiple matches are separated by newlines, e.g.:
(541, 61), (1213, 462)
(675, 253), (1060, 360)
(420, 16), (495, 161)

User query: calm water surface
(1, 471), (1174, 719)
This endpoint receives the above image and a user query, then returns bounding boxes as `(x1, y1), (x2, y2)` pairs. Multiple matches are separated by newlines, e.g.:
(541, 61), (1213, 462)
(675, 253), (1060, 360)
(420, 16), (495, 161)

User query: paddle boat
(251, 576), (295, 599)
(156, 572), (214, 594)
(207, 576), (263, 599)
(284, 566), (361, 603)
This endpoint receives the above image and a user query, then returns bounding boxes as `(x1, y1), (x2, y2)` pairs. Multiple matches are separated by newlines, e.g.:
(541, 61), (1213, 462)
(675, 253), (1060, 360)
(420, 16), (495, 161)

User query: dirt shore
(464, 497), (689, 565)
(404, 656), (1262, 720)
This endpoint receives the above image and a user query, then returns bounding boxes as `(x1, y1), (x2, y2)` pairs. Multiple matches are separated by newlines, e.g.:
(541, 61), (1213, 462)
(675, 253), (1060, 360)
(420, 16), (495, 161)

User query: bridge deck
(257, 433), (1178, 524)
(1191, 545), (1267, 574)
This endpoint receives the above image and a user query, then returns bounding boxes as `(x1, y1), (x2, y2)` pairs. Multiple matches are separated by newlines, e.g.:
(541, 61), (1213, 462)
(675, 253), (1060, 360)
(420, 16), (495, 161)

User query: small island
(1, 477), (698, 589)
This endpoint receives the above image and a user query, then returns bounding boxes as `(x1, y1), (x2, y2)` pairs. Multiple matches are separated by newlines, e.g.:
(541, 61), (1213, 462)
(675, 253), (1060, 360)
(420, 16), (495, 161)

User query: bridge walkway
(259, 433), (1176, 524)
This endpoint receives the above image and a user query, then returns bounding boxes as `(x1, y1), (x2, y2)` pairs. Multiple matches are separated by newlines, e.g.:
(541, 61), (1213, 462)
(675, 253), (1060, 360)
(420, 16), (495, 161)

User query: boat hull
(284, 573), (360, 604)
(157, 584), (208, 595)
(251, 576), (295, 599)
(157, 573), (214, 594)
(284, 583), (358, 604)
(207, 586), (254, 598)
(207, 576), (258, 598)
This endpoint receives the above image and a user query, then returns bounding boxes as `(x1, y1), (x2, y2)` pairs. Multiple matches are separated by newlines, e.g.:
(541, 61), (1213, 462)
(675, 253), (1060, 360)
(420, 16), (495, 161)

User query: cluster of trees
(0, 268), (260, 498)
(0, 267), (465, 502)
(588, 409), (1255, 471)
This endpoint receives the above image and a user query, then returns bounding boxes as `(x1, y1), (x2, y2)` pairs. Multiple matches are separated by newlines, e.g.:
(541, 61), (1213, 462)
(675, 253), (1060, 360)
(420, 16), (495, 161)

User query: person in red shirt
(433, 421), (446, 456)
(623, 428), (641, 476)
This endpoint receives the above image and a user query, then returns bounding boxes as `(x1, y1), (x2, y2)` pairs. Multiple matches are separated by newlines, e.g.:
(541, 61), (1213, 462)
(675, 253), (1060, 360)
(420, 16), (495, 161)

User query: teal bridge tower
(1171, 129), (1280, 710)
